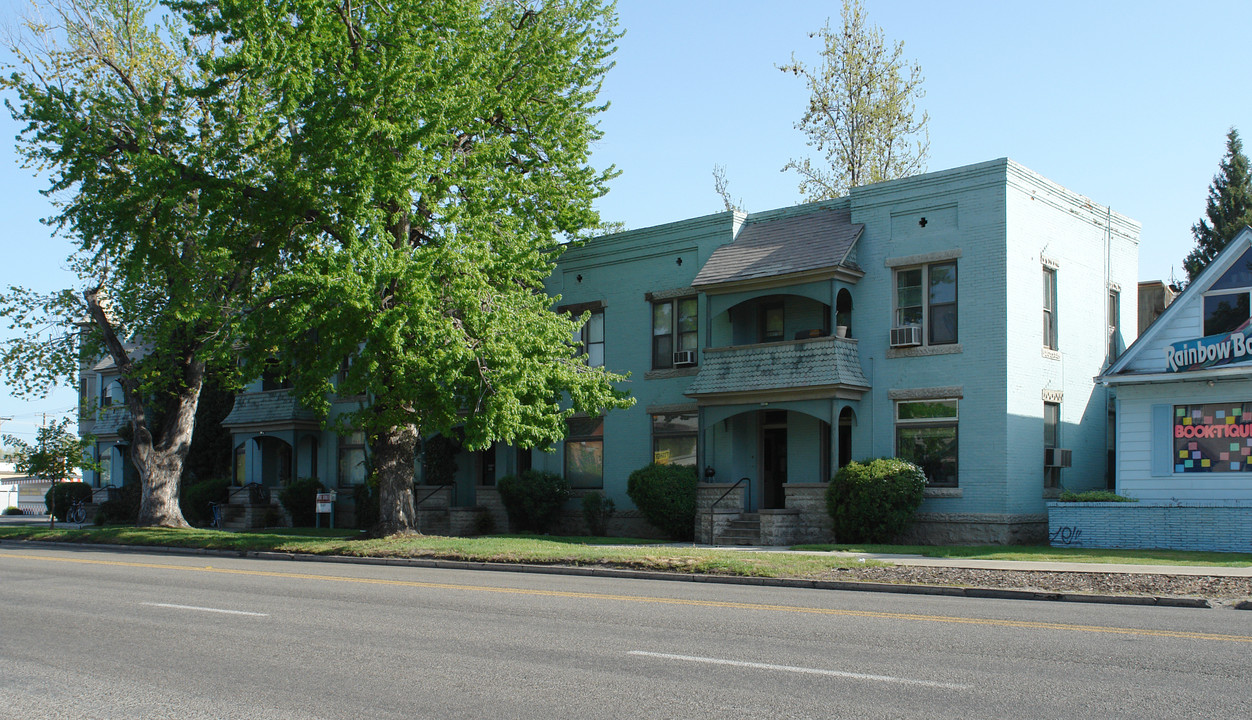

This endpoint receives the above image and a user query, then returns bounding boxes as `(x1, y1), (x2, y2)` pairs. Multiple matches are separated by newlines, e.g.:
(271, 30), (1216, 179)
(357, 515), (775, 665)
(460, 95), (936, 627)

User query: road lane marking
(4, 550), (1250, 644)
(628, 650), (970, 690)
(141, 602), (268, 617)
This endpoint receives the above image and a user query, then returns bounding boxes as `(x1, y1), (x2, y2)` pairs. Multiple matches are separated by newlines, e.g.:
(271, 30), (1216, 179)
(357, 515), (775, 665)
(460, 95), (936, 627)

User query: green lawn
(792, 543), (1252, 567)
(0, 526), (876, 578)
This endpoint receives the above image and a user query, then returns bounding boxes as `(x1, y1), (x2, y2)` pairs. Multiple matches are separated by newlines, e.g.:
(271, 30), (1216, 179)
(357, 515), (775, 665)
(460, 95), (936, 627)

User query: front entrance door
(761, 411), (787, 509)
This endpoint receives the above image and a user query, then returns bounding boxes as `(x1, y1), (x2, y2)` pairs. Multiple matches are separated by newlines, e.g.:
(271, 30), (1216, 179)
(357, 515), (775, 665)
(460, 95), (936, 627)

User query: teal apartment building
(80, 158), (1140, 544)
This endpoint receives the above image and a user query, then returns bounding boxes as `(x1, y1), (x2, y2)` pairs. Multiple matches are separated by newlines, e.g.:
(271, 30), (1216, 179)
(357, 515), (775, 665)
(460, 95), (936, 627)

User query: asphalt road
(1, 546), (1250, 720)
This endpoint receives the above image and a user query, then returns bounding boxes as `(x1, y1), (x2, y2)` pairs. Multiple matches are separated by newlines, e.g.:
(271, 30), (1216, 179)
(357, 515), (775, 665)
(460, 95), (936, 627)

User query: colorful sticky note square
(1190, 442), (1198, 450)
(1185, 460), (1194, 468)
(1228, 416), (1237, 424)
(1181, 450), (1190, 459)
(1242, 447), (1249, 455)
(1193, 451), (1202, 459)
(1236, 408), (1243, 416)
(1202, 459), (1211, 467)
(1177, 408), (1186, 416)
(1204, 416), (1214, 424)
(1221, 452), (1229, 461)
(1233, 462), (1242, 471)
(1233, 443), (1242, 452)
(1217, 410), (1226, 418)
(1176, 464), (1186, 472)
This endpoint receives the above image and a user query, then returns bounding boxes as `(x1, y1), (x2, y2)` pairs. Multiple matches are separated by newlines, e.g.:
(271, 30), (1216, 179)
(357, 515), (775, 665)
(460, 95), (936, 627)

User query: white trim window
(895, 399), (958, 487)
(651, 298), (697, 369)
(895, 262), (957, 345)
(1043, 266), (1058, 350)
(1202, 246), (1252, 336)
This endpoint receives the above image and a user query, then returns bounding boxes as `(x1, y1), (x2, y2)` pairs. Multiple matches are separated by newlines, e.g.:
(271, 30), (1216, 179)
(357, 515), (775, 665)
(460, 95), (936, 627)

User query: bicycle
(208, 501), (224, 529)
(65, 498), (87, 524)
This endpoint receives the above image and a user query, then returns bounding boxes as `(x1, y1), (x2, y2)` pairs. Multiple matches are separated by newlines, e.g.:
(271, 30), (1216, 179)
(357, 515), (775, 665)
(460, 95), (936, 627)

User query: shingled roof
(684, 336), (869, 399)
(692, 208), (862, 288)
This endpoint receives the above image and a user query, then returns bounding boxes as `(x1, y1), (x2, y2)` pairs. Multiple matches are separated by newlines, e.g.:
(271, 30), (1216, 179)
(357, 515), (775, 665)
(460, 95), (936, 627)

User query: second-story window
(1043, 267), (1058, 350)
(895, 262), (957, 345)
(759, 302), (784, 343)
(575, 309), (605, 367)
(652, 298), (697, 369)
(1107, 289), (1120, 360)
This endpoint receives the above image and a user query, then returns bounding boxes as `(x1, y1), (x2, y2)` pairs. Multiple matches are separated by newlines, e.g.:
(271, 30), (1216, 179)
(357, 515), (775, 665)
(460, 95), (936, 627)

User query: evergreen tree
(1184, 128), (1252, 282)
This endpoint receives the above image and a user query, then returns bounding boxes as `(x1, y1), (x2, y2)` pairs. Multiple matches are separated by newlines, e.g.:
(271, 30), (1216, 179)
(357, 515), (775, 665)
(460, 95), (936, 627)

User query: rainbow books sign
(1165, 326), (1252, 373)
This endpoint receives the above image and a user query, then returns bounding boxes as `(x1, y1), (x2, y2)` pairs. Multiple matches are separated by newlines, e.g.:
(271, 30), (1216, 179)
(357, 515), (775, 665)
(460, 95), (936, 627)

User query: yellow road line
(3, 550), (1249, 643)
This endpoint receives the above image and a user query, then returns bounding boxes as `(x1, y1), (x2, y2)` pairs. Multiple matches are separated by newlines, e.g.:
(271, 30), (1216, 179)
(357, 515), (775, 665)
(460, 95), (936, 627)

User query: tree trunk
(373, 423), (419, 536)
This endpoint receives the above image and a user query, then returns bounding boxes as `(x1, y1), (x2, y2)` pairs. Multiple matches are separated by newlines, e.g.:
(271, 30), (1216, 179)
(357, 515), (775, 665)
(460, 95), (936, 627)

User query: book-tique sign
(1165, 325), (1252, 372)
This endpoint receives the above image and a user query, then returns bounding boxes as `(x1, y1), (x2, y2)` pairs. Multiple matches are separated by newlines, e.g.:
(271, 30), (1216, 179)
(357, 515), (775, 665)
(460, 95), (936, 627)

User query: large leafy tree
(177, 0), (632, 535)
(1, 0), (300, 526)
(780, 0), (929, 200)
(1183, 128), (1252, 282)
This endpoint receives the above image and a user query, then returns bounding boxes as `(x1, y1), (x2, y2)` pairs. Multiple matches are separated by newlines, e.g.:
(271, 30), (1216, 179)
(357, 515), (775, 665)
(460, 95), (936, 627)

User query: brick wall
(1047, 501), (1252, 552)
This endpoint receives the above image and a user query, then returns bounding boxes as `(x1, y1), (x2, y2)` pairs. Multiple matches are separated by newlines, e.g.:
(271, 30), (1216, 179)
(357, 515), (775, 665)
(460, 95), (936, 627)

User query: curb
(1, 538), (1224, 609)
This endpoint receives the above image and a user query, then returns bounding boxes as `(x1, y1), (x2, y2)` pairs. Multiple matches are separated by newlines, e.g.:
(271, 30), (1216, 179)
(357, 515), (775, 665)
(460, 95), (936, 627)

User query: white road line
(141, 602), (268, 617)
(628, 651), (969, 690)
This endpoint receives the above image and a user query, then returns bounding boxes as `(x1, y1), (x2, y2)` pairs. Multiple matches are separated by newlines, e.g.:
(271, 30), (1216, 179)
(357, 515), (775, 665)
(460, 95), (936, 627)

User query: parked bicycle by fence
(65, 498), (87, 524)
(208, 502), (224, 529)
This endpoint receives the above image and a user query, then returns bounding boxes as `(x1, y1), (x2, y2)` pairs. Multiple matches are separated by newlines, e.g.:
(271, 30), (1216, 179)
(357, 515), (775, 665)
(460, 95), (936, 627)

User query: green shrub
(279, 478), (328, 527)
(180, 477), (232, 526)
(826, 458), (926, 543)
(472, 509), (496, 536)
(1057, 489), (1138, 502)
(581, 491), (615, 537)
(44, 482), (94, 521)
(96, 482), (141, 525)
(3, 506), (22, 515)
(496, 470), (571, 533)
(626, 463), (697, 540)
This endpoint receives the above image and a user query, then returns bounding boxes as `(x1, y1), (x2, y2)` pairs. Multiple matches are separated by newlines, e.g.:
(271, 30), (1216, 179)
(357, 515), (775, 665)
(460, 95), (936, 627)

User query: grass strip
(793, 543), (1252, 567)
(0, 526), (879, 578)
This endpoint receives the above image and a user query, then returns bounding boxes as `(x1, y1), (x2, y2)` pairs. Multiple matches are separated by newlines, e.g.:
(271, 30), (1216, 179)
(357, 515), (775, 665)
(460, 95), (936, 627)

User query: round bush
(496, 471), (571, 534)
(279, 477), (328, 527)
(44, 482), (94, 521)
(626, 463), (697, 540)
(826, 458), (926, 543)
(180, 477), (232, 526)
(3, 506), (23, 515)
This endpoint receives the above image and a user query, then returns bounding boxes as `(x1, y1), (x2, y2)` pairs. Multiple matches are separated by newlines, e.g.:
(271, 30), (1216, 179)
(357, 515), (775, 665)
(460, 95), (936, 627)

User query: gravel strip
(814, 565), (1252, 603)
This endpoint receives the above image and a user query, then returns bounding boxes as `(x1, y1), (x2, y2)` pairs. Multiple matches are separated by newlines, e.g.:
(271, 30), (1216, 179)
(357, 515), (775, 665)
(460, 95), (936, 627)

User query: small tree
(4, 418), (99, 528)
(826, 458), (925, 543)
(780, 0), (929, 200)
(1183, 128), (1252, 282)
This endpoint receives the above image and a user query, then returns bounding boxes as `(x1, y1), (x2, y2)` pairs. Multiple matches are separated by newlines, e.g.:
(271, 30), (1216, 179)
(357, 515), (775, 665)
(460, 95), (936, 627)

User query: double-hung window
(1043, 402), (1061, 489)
(1107, 289), (1120, 360)
(652, 298), (697, 369)
(575, 309), (605, 367)
(1043, 267), (1058, 350)
(338, 431), (367, 486)
(651, 412), (697, 467)
(895, 399), (958, 487)
(565, 416), (604, 488)
(895, 262), (957, 345)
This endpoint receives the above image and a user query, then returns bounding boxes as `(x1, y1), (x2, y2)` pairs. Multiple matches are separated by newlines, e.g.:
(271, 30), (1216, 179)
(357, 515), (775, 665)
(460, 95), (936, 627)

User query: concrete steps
(715, 512), (761, 546)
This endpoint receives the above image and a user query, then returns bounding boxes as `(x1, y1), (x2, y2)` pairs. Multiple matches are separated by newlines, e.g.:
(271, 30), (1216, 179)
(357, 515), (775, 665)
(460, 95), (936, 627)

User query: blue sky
(2, 0), (1250, 441)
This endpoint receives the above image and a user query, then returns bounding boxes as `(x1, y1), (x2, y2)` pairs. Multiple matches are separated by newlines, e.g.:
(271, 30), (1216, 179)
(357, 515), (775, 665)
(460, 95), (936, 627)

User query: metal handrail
(705, 477), (749, 546)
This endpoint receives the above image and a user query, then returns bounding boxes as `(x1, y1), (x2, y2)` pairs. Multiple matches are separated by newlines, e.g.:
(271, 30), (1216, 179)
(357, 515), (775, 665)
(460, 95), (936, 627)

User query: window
(338, 431), (367, 486)
(1203, 293), (1250, 336)
(575, 309), (605, 367)
(652, 298), (697, 369)
(565, 416), (603, 488)
(895, 262), (957, 345)
(234, 443), (246, 484)
(1044, 402), (1061, 489)
(759, 302), (784, 343)
(1173, 403), (1252, 473)
(652, 412), (697, 467)
(895, 399), (958, 486)
(1107, 289), (1120, 360)
(1042, 267), (1058, 350)
(99, 451), (112, 487)
(1201, 247), (1252, 336)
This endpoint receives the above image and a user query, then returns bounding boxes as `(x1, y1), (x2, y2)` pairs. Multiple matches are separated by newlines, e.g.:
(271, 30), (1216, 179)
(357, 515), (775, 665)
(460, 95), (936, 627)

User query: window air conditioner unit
(673, 350), (698, 367)
(889, 325), (922, 348)
(1044, 448), (1073, 468)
